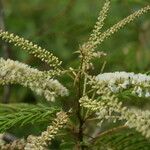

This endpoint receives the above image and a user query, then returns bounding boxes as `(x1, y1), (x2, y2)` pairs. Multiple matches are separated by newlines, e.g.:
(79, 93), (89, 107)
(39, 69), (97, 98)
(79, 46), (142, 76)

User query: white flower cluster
(79, 96), (119, 126)
(80, 91), (150, 138)
(96, 72), (150, 97)
(122, 108), (150, 138)
(0, 58), (68, 101)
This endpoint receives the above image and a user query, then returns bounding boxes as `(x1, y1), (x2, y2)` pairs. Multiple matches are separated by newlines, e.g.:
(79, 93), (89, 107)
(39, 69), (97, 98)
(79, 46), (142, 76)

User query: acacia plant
(0, 0), (150, 149)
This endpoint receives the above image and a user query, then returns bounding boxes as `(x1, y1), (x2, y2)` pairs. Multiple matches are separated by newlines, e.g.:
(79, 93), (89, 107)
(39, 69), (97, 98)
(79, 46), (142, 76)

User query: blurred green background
(0, 0), (150, 148)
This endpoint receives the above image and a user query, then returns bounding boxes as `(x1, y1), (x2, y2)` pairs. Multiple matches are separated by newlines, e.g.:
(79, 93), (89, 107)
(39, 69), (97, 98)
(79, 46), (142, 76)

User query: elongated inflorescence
(25, 111), (68, 150)
(89, 0), (111, 43)
(0, 30), (62, 68)
(98, 5), (150, 45)
(80, 88), (150, 138)
(95, 72), (150, 97)
(80, 2), (150, 70)
(80, 0), (110, 70)
(0, 58), (68, 101)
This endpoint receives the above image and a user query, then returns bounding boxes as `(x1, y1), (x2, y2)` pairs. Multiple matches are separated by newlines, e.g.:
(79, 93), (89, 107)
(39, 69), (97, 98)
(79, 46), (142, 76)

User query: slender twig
(83, 75), (87, 96)
(100, 61), (107, 73)
(76, 57), (85, 149)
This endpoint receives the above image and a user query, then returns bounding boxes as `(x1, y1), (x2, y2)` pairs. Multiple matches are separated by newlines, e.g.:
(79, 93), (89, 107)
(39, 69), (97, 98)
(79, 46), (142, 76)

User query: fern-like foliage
(92, 127), (150, 150)
(0, 103), (59, 132)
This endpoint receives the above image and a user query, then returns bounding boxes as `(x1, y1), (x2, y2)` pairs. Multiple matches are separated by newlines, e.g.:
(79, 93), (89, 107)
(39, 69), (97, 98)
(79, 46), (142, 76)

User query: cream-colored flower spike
(0, 58), (68, 101)
(25, 111), (68, 150)
(80, 94), (150, 139)
(80, 0), (110, 70)
(89, 0), (110, 43)
(0, 30), (62, 68)
(95, 72), (150, 97)
(98, 5), (150, 45)
(79, 1), (150, 70)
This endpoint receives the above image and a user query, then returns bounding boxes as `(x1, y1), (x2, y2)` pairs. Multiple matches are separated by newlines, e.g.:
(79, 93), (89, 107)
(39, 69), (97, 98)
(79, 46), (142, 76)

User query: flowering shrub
(0, 0), (150, 149)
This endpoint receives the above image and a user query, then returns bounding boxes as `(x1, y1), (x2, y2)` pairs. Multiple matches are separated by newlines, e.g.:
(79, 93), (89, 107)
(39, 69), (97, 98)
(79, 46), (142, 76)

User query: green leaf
(0, 103), (60, 132)
(92, 128), (150, 150)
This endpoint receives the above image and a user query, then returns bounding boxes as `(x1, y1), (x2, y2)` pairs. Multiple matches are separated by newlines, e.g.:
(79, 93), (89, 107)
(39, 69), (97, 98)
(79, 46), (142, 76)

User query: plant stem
(76, 59), (85, 150)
